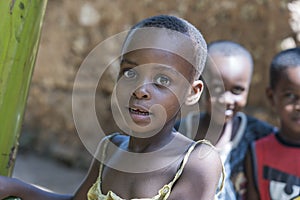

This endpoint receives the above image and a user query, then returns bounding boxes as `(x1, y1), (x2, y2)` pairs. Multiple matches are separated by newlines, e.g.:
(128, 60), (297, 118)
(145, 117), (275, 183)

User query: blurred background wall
(19, 0), (300, 169)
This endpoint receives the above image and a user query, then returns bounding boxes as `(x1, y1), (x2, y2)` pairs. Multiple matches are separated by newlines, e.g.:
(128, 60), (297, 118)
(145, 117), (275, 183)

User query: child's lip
(127, 105), (152, 125)
(129, 105), (151, 115)
(292, 115), (300, 123)
(213, 105), (234, 117)
(225, 109), (234, 117)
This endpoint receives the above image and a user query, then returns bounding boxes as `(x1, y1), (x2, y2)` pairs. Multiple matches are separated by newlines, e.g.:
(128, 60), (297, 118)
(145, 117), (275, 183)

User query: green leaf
(3, 197), (22, 200)
(0, 0), (48, 180)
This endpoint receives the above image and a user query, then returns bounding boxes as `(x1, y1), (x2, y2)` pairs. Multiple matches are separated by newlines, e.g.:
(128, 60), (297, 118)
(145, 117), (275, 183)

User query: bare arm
(72, 157), (100, 200)
(171, 143), (223, 200)
(245, 149), (260, 200)
(0, 158), (100, 200)
(0, 176), (72, 200)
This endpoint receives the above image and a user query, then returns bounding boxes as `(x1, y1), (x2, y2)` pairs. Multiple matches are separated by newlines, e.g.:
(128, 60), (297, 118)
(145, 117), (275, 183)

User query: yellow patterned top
(87, 135), (224, 200)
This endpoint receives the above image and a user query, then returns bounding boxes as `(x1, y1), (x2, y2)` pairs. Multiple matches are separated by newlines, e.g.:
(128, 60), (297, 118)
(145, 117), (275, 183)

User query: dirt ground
(12, 152), (86, 194)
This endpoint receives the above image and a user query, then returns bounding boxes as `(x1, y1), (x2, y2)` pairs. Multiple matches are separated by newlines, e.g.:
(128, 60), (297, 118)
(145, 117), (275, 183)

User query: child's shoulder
(97, 133), (129, 150)
(254, 133), (275, 144)
(171, 134), (221, 171)
(167, 139), (222, 199)
(242, 113), (276, 134)
(187, 140), (221, 174)
(180, 140), (222, 194)
(245, 114), (273, 128)
(108, 133), (129, 144)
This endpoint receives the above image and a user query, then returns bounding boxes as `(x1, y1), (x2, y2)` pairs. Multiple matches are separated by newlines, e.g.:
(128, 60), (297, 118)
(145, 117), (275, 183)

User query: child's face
(267, 66), (300, 138)
(114, 48), (198, 135)
(206, 53), (252, 124)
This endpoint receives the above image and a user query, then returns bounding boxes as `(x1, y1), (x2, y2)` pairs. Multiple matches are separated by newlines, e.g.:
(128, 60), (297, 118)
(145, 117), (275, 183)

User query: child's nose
(294, 101), (300, 112)
(218, 91), (234, 105)
(132, 84), (151, 99)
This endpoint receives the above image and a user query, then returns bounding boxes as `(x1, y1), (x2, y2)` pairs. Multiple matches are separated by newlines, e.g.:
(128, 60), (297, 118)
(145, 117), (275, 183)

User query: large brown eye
(155, 75), (170, 87)
(231, 86), (245, 95)
(124, 69), (137, 79)
(284, 92), (297, 102)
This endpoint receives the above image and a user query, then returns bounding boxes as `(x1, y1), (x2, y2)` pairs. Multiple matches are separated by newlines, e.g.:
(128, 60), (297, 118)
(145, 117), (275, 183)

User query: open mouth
(128, 106), (152, 126)
(292, 116), (300, 124)
(225, 109), (233, 117)
(213, 105), (234, 117)
(129, 107), (150, 116)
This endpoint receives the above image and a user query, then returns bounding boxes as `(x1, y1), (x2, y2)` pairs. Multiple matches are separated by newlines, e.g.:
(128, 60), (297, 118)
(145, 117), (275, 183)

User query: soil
(13, 152), (86, 194)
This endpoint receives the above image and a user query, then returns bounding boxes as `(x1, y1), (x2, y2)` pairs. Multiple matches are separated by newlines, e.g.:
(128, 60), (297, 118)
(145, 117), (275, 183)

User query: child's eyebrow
(120, 58), (138, 66)
(121, 58), (182, 76)
(154, 65), (182, 76)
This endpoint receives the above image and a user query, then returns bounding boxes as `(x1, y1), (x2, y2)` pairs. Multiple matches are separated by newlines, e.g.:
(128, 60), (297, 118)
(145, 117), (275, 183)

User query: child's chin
(224, 115), (234, 123)
(125, 123), (163, 138)
(129, 130), (162, 139)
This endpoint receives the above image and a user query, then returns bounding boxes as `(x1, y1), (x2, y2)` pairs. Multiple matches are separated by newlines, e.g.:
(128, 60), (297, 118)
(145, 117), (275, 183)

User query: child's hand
(233, 172), (247, 198)
(0, 176), (22, 200)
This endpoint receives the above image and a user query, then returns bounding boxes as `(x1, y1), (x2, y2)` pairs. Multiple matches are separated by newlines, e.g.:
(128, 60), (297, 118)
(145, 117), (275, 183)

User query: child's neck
(215, 119), (233, 148)
(127, 125), (177, 153)
(278, 130), (300, 145)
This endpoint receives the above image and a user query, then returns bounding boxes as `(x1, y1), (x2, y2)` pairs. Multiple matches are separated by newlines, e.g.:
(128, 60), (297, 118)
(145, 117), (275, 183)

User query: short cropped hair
(207, 40), (253, 67)
(122, 15), (207, 79)
(202, 40), (253, 86)
(270, 47), (300, 89)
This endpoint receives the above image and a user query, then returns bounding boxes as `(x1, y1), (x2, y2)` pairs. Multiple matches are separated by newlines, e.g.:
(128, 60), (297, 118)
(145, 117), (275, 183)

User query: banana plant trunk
(0, 0), (48, 189)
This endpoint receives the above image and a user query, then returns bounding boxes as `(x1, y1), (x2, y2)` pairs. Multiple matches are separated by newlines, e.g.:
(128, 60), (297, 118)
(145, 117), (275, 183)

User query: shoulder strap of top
(166, 139), (225, 197)
(97, 133), (120, 181)
(199, 140), (225, 197)
(95, 135), (225, 199)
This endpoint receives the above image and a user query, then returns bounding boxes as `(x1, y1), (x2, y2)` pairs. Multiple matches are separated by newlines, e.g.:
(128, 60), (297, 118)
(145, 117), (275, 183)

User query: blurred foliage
(0, 0), (47, 198)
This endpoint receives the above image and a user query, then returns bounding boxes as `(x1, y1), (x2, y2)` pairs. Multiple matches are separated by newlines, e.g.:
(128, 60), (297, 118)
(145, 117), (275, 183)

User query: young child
(0, 15), (223, 200)
(175, 40), (276, 199)
(245, 47), (300, 200)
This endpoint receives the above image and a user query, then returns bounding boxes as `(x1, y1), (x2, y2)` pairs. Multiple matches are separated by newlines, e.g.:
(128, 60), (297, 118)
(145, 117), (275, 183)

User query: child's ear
(266, 87), (275, 106)
(185, 80), (203, 106)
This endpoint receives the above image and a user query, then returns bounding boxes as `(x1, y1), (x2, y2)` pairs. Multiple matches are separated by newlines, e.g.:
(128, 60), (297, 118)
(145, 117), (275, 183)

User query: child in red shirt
(245, 47), (300, 200)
